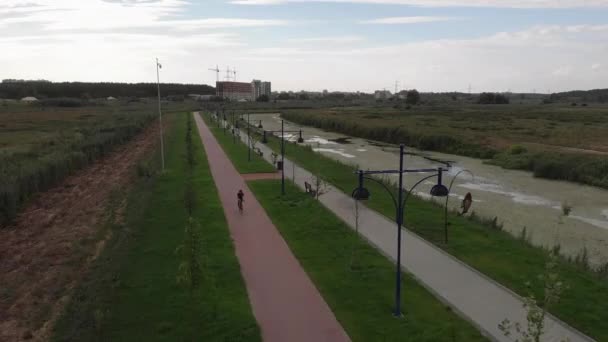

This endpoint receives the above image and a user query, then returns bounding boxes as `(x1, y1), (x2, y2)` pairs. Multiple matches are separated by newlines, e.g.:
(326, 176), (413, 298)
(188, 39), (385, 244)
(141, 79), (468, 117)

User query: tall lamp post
(232, 111), (237, 144)
(352, 144), (450, 317)
(259, 123), (306, 195)
(155, 58), (165, 172)
(247, 113), (251, 161)
(281, 119), (285, 195)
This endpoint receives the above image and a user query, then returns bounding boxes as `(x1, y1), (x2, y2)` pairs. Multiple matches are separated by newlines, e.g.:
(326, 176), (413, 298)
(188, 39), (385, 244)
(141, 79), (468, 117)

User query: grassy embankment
(0, 100), (196, 225)
(280, 105), (608, 189)
(257, 129), (608, 341)
(250, 181), (487, 341)
(201, 113), (275, 173)
(52, 112), (260, 341)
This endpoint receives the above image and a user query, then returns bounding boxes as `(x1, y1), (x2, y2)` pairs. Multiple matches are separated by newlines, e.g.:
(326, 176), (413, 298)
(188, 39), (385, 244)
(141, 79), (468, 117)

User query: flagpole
(156, 57), (165, 172)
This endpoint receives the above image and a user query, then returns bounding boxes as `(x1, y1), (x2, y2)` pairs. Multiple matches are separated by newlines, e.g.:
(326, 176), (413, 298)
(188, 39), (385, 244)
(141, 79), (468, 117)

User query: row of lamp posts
(208, 109), (474, 318)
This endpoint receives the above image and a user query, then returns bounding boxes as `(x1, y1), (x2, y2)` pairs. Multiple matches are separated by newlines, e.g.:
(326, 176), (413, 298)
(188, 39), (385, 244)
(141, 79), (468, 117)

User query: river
(248, 113), (608, 266)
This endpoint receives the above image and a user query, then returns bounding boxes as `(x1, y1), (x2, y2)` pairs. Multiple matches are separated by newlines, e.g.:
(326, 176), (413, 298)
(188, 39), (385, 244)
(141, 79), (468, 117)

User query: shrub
(510, 145), (527, 155)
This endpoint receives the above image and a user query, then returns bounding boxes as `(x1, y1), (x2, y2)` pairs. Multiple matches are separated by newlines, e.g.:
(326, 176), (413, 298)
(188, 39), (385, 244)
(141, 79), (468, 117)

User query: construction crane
(208, 65), (220, 82)
(225, 66), (232, 81)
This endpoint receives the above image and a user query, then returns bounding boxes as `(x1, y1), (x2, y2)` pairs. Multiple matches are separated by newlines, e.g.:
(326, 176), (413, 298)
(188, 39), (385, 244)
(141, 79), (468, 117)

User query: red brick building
(216, 81), (253, 101)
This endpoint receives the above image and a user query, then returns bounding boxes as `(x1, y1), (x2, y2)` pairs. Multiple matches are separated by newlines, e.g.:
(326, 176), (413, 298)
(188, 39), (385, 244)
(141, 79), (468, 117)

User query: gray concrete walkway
(227, 117), (595, 342)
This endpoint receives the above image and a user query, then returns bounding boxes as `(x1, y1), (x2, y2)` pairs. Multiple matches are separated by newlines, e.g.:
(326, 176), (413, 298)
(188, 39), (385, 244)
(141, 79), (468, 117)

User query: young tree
(498, 252), (567, 342)
(249, 132), (260, 153)
(311, 173), (330, 200)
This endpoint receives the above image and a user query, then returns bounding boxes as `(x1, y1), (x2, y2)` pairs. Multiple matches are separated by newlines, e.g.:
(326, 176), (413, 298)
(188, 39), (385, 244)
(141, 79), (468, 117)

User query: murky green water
(250, 113), (608, 266)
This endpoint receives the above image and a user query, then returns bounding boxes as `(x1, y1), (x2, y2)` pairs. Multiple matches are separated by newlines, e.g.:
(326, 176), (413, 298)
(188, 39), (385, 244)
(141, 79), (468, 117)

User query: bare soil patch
(0, 121), (162, 341)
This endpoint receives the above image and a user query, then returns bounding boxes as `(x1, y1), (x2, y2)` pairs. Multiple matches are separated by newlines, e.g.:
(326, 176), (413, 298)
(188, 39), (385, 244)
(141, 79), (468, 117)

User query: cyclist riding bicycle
(237, 189), (244, 212)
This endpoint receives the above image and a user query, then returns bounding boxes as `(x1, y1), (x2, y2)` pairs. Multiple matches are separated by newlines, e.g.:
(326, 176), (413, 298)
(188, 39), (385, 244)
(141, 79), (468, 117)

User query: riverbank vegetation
(52, 112), (259, 341)
(0, 100), (196, 226)
(257, 128), (608, 341)
(277, 103), (608, 188)
(249, 180), (487, 341)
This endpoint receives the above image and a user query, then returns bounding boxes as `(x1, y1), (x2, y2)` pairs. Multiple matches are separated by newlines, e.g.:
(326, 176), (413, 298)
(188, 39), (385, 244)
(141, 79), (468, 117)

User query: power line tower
(233, 67), (238, 82)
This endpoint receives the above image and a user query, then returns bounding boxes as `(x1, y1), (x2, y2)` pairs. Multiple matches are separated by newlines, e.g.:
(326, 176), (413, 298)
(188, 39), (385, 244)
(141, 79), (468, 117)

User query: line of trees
(0, 80), (215, 99)
(478, 92), (510, 104)
(549, 88), (608, 103)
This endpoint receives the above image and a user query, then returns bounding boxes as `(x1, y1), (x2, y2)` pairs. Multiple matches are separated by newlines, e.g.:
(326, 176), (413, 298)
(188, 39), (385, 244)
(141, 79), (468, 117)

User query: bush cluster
(489, 150), (608, 189)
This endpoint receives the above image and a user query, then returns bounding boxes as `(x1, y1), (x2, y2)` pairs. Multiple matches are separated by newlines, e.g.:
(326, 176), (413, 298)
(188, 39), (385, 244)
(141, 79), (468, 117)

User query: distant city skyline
(1, 0), (607, 93)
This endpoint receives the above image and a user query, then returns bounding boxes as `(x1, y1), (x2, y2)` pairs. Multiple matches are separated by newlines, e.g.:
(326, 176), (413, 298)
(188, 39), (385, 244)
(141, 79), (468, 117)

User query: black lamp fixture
(429, 168), (449, 197)
(352, 187), (370, 201)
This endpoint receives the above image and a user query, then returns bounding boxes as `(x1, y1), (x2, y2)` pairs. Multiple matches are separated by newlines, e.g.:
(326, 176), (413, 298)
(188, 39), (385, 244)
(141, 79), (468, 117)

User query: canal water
(249, 113), (608, 266)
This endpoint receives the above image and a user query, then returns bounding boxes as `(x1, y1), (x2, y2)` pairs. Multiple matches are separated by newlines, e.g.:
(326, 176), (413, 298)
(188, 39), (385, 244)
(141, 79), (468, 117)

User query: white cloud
(553, 66), (572, 76)
(2, 1), (608, 93)
(230, 0), (608, 8)
(361, 16), (456, 24)
(0, 1), (287, 84)
(0, 1), (287, 31)
(237, 24), (608, 92)
(289, 36), (365, 43)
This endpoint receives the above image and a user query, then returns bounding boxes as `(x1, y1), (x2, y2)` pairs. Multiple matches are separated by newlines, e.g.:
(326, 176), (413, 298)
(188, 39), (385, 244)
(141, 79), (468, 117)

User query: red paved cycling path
(194, 113), (350, 342)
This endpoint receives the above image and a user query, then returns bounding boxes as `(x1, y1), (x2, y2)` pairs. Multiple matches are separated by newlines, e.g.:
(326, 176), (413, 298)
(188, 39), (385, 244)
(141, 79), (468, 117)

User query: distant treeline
(550, 88), (608, 103)
(478, 92), (510, 104)
(0, 80), (215, 99)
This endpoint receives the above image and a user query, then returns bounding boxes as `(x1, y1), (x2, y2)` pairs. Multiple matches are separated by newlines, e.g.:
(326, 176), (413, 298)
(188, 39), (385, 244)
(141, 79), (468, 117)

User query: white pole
(156, 58), (165, 172)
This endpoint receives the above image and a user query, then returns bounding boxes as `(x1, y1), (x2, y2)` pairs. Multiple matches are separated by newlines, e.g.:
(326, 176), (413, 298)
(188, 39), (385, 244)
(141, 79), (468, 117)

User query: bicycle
(237, 190), (244, 214)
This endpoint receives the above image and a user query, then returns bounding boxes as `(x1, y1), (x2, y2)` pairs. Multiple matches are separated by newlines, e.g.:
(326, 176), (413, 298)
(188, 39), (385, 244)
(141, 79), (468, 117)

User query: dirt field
(0, 119), (163, 341)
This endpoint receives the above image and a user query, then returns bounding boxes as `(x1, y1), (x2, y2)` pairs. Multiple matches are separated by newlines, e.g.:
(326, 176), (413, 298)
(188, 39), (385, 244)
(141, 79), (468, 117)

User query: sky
(1, 0), (607, 93)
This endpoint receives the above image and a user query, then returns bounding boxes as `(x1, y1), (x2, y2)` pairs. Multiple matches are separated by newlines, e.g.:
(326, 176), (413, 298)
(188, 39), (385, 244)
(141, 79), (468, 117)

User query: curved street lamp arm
(443, 169), (474, 244)
(361, 175), (399, 210)
(445, 169), (475, 209)
(447, 169), (474, 195)
(401, 174), (439, 217)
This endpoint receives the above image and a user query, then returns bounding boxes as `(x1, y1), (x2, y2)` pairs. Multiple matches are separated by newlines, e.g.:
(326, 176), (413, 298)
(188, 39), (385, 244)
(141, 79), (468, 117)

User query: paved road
(229, 116), (595, 342)
(193, 113), (350, 342)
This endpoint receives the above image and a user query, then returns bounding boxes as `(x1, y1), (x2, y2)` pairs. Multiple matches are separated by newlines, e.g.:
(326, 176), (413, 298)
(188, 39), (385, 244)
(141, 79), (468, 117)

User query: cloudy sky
(1, 0), (607, 92)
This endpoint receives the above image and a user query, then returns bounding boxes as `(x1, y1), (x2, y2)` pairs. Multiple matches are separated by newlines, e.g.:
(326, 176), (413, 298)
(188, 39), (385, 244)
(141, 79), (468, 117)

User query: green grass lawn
(260, 132), (608, 341)
(52, 112), (260, 342)
(249, 180), (487, 341)
(201, 112), (275, 174)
